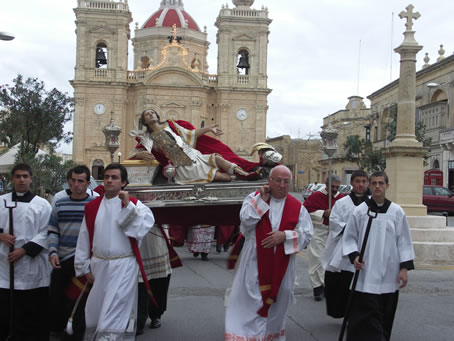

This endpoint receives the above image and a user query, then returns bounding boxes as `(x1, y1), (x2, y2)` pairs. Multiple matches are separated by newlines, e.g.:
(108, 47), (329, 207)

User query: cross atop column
(399, 4), (420, 31)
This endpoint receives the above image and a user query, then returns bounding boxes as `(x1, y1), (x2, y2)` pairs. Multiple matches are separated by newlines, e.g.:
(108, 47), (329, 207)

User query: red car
(423, 185), (454, 214)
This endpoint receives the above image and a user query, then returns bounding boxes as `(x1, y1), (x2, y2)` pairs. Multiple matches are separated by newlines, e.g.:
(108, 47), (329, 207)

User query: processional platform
(127, 181), (266, 225)
(123, 160), (265, 225)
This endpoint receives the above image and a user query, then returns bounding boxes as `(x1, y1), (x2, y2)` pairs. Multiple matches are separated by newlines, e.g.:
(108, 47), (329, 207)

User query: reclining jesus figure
(129, 109), (261, 184)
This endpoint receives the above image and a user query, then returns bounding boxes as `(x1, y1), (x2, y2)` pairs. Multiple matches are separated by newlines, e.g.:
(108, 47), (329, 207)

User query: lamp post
(102, 111), (122, 164)
(320, 123), (338, 209)
(117, 151), (122, 164)
(0, 32), (14, 41)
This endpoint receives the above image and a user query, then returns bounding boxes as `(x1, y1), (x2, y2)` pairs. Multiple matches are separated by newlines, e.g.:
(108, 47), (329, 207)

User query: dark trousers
(49, 257), (86, 341)
(137, 275), (171, 330)
(324, 270), (354, 318)
(0, 287), (49, 341)
(347, 291), (399, 341)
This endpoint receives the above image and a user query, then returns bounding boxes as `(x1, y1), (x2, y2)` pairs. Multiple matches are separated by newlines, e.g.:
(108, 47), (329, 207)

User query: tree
(386, 103), (432, 147)
(0, 75), (73, 160)
(11, 150), (77, 195)
(344, 103), (432, 172)
(344, 135), (386, 172)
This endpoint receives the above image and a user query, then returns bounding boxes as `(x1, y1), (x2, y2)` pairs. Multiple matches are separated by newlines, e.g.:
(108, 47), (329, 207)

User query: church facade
(71, 0), (272, 178)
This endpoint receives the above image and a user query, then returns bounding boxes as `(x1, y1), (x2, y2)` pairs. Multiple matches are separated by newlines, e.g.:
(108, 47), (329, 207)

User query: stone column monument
(384, 4), (426, 216)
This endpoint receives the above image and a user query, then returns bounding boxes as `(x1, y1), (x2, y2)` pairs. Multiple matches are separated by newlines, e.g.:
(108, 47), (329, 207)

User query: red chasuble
(255, 194), (301, 317)
(84, 196), (159, 307)
(303, 191), (343, 225)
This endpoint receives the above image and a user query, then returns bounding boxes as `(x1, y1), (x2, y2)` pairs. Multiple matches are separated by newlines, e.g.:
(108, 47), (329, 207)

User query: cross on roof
(399, 4), (420, 31)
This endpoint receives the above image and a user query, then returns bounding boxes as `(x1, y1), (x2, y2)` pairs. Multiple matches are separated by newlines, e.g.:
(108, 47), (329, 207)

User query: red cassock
(303, 191), (344, 225)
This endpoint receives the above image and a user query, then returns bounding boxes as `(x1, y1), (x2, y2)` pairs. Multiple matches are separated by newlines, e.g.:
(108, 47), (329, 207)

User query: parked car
(339, 184), (353, 195)
(303, 183), (317, 199)
(305, 184), (325, 198)
(423, 185), (454, 214)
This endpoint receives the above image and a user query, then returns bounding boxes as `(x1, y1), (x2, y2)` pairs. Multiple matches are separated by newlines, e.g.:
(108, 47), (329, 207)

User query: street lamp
(0, 32), (15, 41)
(117, 151), (122, 164)
(320, 122), (338, 209)
(102, 111), (122, 164)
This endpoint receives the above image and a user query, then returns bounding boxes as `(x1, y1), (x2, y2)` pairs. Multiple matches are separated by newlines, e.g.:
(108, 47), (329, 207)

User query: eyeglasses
(270, 177), (291, 185)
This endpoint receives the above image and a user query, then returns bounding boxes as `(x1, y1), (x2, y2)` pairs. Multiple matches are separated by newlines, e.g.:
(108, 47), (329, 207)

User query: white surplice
(225, 192), (313, 340)
(75, 196), (155, 341)
(322, 195), (356, 272)
(342, 201), (415, 294)
(0, 193), (52, 290)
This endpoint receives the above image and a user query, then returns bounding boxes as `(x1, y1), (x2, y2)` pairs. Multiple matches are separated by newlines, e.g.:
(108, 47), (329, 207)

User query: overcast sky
(1, 0), (453, 153)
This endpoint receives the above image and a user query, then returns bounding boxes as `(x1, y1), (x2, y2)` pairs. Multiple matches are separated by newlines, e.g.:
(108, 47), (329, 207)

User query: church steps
(412, 241), (454, 266)
(410, 228), (454, 243)
(408, 216), (454, 266)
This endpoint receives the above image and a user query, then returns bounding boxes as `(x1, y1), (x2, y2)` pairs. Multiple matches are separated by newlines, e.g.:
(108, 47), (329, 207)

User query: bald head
(270, 165), (292, 179)
(268, 165), (292, 199)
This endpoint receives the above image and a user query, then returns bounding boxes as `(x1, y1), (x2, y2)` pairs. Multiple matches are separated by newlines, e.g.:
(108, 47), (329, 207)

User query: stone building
(320, 96), (372, 183)
(368, 48), (454, 189)
(71, 0), (272, 178)
(266, 135), (322, 190)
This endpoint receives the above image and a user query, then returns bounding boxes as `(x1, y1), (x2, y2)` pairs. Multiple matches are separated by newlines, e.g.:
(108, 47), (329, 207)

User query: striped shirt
(48, 195), (96, 261)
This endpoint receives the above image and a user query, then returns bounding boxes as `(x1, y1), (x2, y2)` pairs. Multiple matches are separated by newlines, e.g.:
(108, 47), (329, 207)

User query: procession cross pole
(338, 208), (378, 341)
(4, 199), (17, 341)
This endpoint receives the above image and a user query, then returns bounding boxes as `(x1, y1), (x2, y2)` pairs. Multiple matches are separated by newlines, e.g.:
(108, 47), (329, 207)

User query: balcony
(78, 0), (129, 11)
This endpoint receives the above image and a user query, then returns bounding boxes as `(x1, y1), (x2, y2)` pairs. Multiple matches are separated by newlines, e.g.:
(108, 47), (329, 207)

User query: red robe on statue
(134, 120), (259, 171)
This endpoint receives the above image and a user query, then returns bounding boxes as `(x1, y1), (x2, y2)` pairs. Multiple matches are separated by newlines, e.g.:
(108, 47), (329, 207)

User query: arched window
(433, 159), (440, 169)
(237, 49), (250, 75)
(431, 89), (447, 103)
(95, 43), (108, 68)
(92, 159), (105, 180)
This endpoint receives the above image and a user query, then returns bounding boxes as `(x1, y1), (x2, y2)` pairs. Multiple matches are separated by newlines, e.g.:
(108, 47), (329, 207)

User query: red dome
(143, 7), (200, 32)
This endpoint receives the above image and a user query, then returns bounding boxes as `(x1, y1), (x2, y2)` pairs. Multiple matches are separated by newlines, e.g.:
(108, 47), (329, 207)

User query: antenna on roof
(390, 12), (394, 82)
(356, 40), (362, 96)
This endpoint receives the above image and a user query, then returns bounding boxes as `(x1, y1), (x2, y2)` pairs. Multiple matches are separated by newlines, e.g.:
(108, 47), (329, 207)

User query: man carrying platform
(225, 165), (313, 340)
(303, 175), (343, 301)
(75, 164), (155, 340)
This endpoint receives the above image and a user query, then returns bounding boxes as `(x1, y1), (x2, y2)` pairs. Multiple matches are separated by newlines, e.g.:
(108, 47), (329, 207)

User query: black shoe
(136, 328), (144, 335)
(201, 253), (208, 261)
(150, 318), (161, 329)
(223, 243), (230, 252)
(313, 286), (324, 301)
(216, 245), (222, 253)
(193, 252), (199, 257)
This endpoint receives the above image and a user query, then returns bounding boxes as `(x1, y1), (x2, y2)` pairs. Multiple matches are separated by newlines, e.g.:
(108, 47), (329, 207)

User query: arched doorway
(433, 159), (440, 169)
(92, 159), (104, 180)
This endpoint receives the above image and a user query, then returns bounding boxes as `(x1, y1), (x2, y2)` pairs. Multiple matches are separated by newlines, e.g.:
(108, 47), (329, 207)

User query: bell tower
(214, 0), (272, 155)
(215, 0), (271, 89)
(72, 0), (132, 167)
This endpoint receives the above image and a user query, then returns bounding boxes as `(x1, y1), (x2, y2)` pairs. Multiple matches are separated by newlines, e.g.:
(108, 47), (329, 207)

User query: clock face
(236, 109), (248, 121)
(94, 103), (105, 115)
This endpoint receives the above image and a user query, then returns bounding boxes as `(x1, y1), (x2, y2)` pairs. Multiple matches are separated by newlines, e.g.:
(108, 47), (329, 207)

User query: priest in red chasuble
(225, 165), (313, 340)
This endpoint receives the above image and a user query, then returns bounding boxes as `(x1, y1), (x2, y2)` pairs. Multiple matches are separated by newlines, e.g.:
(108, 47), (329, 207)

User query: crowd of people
(0, 159), (415, 340)
(0, 162), (179, 340)
(225, 167), (415, 341)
